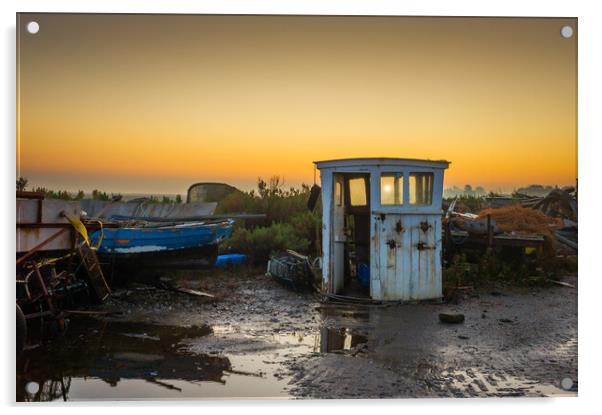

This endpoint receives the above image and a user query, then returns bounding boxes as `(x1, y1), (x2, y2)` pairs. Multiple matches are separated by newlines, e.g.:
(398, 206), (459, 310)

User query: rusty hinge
(395, 220), (404, 233)
(387, 239), (397, 249)
(420, 221), (432, 232)
(416, 242), (435, 251)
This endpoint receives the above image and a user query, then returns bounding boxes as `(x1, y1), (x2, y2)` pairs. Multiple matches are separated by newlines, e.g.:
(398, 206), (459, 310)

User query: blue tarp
(215, 253), (248, 267)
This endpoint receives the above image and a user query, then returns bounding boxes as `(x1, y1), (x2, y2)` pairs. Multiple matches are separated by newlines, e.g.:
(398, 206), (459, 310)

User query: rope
(90, 219), (104, 250)
(61, 211), (90, 245)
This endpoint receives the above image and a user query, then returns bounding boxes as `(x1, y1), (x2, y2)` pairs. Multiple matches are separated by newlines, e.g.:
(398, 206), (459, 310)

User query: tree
(91, 189), (111, 201)
(16, 177), (28, 191)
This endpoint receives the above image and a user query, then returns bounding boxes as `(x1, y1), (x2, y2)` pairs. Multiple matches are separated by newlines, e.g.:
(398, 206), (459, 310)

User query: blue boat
(89, 219), (234, 269)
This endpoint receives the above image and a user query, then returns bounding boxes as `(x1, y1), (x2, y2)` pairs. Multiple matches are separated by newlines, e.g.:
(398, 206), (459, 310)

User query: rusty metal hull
(16, 199), (80, 253)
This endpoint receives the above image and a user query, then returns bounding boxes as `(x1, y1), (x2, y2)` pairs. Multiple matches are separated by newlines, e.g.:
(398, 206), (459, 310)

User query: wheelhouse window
(348, 178), (367, 206)
(380, 173), (403, 205)
(409, 172), (434, 205)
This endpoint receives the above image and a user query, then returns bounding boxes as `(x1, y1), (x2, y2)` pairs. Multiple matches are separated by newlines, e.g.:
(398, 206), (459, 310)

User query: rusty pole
(16, 228), (69, 266)
(33, 262), (55, 315)
(487, 214), (493, 249)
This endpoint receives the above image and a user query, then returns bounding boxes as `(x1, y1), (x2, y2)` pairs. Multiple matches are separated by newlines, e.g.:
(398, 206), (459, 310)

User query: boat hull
(89, 220), (233, 269)
(98, 244), (219, 270)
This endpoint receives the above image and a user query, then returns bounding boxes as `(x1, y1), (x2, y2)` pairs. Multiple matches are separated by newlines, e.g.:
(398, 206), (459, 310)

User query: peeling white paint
(315, 157), (450, 301)
(113, 245), (168, 253)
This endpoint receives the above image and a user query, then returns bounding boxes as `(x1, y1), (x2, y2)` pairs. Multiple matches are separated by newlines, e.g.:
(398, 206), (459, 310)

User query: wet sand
(16, 270), (577, 400)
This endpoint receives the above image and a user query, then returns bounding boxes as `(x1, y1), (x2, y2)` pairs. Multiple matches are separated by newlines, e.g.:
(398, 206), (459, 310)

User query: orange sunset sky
(17, 14), (577, 194)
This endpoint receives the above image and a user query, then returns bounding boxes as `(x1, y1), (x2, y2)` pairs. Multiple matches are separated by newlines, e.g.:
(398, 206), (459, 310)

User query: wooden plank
(172, 287), (215, 298)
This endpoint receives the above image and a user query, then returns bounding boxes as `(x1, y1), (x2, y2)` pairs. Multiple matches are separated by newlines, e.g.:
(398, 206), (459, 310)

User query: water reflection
(269, 327), (367, 353)
(16, 318), (226, 401)
(319, 328), (367, 353)
(16, 313), (370, 401)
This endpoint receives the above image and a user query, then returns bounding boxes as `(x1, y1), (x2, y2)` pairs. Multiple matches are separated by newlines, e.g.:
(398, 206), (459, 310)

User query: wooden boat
(89, 219), (234, 269)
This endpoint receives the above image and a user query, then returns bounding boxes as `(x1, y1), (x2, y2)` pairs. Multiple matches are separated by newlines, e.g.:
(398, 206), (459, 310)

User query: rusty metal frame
(16, 228), (69, 266)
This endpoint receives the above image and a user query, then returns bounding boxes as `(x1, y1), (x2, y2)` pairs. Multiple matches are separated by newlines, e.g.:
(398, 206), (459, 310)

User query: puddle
(16, 317), (231, 401)
(267, 327), (368, 353)
(318, 328), (368, 353)
(17, 316), (367, 401)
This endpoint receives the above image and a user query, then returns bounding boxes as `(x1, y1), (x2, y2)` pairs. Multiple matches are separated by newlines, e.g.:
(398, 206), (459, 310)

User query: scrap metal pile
(16, 193), (113, 354)
(445, 187), (577, 255)
(519, 187), (578, 251)
(15, 190), (237, 354)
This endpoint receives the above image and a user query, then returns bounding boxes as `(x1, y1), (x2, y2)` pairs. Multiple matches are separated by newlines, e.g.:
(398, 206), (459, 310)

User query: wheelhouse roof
(314, 157), (450, 170)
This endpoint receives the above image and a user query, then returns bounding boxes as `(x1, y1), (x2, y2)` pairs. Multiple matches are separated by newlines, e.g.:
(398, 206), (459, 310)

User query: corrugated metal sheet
(80, 199), (217, 220)
(16, 199), (80, 253)
(17, 199), (79, 224)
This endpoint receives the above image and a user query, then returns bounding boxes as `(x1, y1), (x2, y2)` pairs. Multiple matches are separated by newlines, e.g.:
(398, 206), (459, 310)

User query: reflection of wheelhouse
(315, 158), (450, 301)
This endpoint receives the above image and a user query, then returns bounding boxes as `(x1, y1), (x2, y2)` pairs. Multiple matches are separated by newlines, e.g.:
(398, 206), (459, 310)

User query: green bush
(216, 176), (315, 225)
(443, 251), (533, 294)
(290, 211), (321, 254)
(216, 176), (322, 260)
(216, 191), (264, 215)
(225, 222), (310, 264)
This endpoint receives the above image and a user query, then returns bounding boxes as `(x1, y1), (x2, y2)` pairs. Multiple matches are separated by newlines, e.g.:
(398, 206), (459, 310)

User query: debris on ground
(17, 270), (577, 400)
(267, 250), (319, 290)
(155, 282), (215, 298)
(547, 280), (575, 288)
(439, 313), (465, 324)
(445, 188), (578, 266)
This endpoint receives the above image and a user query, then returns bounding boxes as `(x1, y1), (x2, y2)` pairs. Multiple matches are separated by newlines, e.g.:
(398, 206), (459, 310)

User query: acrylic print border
(3, 0), (595, 413)
(14, 11), (578, 402)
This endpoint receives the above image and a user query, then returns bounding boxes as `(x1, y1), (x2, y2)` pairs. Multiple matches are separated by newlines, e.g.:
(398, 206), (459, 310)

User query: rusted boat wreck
(16, 191), (235, 353)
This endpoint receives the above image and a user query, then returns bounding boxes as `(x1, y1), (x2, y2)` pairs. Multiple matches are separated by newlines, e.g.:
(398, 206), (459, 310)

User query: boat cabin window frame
(409, 172), (434, 206)
(380, 172), (404, 206)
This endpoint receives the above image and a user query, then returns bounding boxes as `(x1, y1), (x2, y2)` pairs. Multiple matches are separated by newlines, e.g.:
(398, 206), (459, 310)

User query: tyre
(16, 304), (27, 355)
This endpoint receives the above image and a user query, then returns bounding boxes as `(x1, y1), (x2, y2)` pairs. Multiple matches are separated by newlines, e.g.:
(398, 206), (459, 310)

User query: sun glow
(17, 15), (577, 194)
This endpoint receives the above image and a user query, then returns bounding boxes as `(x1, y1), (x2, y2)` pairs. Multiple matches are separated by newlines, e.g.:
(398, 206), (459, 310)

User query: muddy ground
(16, 268), (577, 401)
